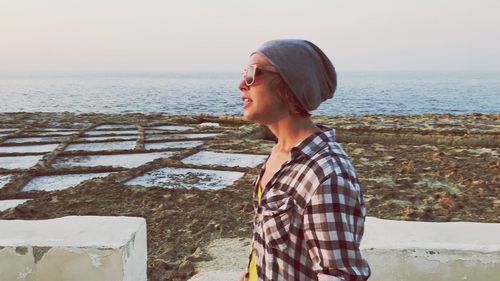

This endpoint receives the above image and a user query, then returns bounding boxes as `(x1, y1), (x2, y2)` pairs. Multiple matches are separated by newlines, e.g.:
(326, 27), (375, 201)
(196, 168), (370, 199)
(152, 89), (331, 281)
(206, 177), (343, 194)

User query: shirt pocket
(260, 190), (295, 251)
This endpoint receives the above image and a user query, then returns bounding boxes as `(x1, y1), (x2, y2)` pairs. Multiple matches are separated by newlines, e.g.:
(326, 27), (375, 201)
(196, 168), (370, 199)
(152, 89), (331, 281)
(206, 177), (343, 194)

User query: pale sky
(1, 0), (499, 74)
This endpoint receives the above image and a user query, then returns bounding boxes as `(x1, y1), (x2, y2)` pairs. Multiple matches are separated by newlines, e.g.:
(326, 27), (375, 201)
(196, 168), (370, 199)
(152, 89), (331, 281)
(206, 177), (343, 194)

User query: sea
(1, 72), (499, 116)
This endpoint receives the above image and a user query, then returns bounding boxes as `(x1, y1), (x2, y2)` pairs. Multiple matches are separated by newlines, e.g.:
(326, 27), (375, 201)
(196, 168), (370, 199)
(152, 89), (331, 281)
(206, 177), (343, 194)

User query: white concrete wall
(189, 217), (500, 281)
(0, 216), (147, 281)
(362, 217), (500, 281)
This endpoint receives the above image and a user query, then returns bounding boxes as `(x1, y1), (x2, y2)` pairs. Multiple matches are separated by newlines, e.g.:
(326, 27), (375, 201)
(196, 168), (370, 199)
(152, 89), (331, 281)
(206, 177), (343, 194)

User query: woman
(238, 39), (370, 281)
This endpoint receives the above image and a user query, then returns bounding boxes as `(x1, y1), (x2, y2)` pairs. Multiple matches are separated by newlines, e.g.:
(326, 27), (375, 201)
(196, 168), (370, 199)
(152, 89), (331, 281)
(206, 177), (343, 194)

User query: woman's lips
(242, 97), (253, 109)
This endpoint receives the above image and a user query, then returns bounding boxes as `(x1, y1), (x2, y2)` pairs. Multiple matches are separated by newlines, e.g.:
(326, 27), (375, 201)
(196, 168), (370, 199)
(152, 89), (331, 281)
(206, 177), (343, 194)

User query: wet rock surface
(0, 112), (498, 281)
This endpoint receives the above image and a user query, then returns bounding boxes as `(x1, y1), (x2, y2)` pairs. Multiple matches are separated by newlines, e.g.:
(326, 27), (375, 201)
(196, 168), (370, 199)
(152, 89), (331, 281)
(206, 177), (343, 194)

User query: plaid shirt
(248, 129), (371, 281)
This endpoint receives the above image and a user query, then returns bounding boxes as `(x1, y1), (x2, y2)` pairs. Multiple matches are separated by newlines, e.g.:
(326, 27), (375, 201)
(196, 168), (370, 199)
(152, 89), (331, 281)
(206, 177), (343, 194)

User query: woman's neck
(267, 116), (320, 153)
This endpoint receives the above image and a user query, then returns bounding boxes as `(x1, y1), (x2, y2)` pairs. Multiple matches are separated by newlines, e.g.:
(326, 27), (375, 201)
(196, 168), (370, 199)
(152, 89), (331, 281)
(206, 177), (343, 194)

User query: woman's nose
(238, 79), (249, 92)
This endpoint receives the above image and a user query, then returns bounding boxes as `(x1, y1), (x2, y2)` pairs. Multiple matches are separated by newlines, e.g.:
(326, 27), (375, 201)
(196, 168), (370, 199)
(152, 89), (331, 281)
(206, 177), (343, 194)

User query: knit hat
(254, 39), (337, 111)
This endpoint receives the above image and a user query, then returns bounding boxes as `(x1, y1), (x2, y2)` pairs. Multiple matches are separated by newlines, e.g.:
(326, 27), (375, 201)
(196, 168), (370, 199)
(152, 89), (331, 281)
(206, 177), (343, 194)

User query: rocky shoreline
(0, 112), (498, 281)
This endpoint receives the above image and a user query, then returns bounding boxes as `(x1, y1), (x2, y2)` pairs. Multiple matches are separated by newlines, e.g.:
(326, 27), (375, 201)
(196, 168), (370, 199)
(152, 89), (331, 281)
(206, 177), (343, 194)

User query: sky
(1, 0), (499, 74)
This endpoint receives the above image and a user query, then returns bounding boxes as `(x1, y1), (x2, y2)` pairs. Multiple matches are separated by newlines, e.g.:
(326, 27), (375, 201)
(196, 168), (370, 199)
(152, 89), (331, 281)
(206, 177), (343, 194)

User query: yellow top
(248, 183), (263, 281)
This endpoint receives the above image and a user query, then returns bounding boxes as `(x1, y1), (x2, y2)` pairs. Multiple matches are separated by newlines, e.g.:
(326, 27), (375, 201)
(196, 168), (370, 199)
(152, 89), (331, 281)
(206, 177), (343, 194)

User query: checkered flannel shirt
(248, 128), (371, 281)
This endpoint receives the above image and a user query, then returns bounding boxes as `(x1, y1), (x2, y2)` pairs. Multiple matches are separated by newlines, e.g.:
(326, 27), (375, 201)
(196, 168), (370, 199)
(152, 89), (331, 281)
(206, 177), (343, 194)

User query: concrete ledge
(0, 216), (147, 281)
(189, 217), (500, 281)
(189, 238), (249, 281)
(362, 217), (500, 281)
(189, 270), (242, 281)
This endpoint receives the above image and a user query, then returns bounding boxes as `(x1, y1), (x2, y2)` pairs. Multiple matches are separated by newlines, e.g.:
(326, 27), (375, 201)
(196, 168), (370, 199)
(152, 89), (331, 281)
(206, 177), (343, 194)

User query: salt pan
(52, 151), (175, 169)
(84, 130), (137, 136)
(65, 141), (136, 152)
(26, 130), (79, 136)
(22, 172), (111, 192)
(146, 133), (219, 141)
(94, 124), (136, 130)
(144, 141), (203, 150)
(0, 175), (12, 189)
(182, 151), (267, 168)
(4, 136), (65, 143)
(148, 125), (193, 131)
(41, 128), (79, 131)
(0, 143), (59, 154)
(0, 199), (30, 212)
(125, 167), (244, 190)
(144, 129), (167, 134)
(79, 136), (137, 141)
(0, 155), (43, 169)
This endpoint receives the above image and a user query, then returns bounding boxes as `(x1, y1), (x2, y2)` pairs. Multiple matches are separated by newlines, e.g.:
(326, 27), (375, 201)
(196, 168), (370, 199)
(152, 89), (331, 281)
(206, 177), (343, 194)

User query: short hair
(270, 76), (311, 118)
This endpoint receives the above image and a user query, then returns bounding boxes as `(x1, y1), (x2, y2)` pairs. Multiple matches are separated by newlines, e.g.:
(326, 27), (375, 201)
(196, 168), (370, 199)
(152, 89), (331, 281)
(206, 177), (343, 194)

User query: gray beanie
(254, 39), (337, 112)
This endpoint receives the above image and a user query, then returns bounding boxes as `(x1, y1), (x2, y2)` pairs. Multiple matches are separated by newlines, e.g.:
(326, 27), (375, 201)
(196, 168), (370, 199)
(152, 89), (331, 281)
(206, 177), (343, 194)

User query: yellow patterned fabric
(248, 183), (262, 281)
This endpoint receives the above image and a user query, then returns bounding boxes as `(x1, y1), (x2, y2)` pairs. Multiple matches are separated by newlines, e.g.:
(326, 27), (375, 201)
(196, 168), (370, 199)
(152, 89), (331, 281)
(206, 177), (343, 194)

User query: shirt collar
(291, 128), (336, 159)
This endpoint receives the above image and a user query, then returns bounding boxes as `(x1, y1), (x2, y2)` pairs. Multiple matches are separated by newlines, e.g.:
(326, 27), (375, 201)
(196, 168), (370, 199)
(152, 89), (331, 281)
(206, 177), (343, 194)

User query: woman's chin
(242, 111), (253, 122)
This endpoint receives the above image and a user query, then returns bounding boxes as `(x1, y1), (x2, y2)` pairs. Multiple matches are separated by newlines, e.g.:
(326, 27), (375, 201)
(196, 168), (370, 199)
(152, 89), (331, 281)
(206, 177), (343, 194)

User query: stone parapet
(362, 217), (500, 281)
(0, 216), (146, 281)
(189, 217), (500, 281)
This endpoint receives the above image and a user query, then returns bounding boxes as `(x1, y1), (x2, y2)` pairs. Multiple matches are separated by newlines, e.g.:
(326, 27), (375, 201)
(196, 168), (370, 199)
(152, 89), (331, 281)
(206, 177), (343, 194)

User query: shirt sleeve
(302, 173), (369, 281)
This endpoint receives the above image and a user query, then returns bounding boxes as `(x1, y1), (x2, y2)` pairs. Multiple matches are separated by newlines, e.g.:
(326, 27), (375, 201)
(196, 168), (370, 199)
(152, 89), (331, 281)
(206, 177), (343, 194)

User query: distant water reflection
(1, 72), (499, 115)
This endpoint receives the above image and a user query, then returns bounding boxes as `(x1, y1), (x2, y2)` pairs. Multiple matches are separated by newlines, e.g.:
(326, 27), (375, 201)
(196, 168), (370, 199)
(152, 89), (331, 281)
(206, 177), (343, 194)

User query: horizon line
(2, 70), (500, 77)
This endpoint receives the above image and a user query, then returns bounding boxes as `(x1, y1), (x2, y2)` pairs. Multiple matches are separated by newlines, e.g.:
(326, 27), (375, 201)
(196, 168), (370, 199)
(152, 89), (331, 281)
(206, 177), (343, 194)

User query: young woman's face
(238, 53), (289, 125)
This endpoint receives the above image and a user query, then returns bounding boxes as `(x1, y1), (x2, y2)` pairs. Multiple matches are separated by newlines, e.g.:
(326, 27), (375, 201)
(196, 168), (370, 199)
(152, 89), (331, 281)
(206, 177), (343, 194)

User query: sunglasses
(242, 64), (279, 86)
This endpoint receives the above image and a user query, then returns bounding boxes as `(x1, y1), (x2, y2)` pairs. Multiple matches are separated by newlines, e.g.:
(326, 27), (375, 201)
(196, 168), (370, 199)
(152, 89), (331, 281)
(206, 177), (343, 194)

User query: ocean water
(0, 72), (499, 115)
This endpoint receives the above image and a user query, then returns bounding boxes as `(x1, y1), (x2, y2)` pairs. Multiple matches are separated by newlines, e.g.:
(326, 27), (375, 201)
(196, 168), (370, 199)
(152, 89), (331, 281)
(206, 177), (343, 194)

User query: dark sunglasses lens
(245, 66), (255, 85)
